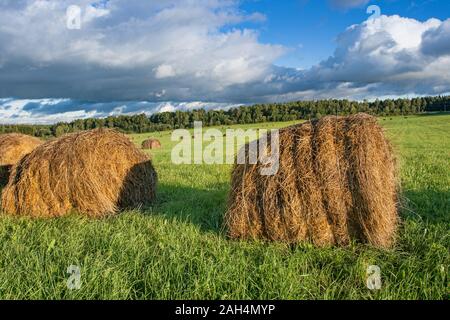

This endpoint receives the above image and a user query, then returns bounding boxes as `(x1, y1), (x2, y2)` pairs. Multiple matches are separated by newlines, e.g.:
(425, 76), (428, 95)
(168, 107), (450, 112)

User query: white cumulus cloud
(154, 65), (176, 79)
(0, 0), (284, 102)
(0, 1), (449, 123)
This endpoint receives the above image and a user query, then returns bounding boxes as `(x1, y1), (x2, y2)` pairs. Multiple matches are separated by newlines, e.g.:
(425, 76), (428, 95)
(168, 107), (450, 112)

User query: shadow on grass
(145, 186), (449, 235)
(137, 182), (449, 235)
(400, 189), (450, 224)
(416, 111), (450, 117)
(148, 182), (229, 234)
(119, 163), (449, 235)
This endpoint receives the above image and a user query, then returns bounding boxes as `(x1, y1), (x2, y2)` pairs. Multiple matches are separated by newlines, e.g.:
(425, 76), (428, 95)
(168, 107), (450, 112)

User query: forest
(1, 95), (448, 137)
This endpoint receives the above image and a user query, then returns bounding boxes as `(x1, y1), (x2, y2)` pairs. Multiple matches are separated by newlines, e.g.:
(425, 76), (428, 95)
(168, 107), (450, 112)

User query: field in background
(0, 114), (448, 299)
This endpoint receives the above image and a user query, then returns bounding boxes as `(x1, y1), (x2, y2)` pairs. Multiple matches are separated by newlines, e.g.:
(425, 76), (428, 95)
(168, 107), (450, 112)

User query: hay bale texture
(0, 133), (43, 186)
(142, 138), (161, 150)
(226, 113), (398, 248)
(1, 129), (157, 217)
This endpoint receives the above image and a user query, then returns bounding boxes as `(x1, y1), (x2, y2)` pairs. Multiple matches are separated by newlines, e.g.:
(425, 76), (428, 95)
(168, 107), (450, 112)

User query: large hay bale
(1, 129), (157, 217)
(142, 138), (161, 150)
(226, 113), (398, 248)
(0, 133), (42, 186)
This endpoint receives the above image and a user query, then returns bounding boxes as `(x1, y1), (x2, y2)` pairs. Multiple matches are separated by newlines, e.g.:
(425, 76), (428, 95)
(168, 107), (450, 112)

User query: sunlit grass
(0, 114), (448, 299)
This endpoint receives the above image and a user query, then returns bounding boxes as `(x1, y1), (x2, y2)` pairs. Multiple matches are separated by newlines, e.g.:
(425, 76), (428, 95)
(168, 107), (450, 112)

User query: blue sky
(0, 0), (449, 124)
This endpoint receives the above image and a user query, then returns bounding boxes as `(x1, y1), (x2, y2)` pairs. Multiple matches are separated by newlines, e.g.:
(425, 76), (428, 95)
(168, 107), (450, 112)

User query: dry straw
(142, 138), (161, 150)
(226, 113), (399, 248)
(1, 129), (157, 217)
(0, 133), (43, 186)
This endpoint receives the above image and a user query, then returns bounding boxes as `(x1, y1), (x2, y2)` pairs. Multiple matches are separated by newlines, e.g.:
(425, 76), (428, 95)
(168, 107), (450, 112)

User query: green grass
(0, 114), (448, 299)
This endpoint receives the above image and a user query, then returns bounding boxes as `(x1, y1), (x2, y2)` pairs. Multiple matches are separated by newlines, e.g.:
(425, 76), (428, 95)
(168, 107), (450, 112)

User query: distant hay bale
(1, 129), (157, 217)
(226, 113), (399, 248)
(141, 138), (161, 150)
(0, 133), (42, 186)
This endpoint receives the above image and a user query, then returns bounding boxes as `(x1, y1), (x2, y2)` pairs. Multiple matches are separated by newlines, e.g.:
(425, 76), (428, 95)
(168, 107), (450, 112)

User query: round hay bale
(0, 133), (43, 186)
(142, 138), (161, 150)
(225, 113), (399, 248)
(1, 129), (157, 217)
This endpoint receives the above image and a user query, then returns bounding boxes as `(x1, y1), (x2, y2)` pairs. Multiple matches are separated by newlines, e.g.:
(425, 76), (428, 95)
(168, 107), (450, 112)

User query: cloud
(154, 65), (176, 79)
(0, 1), (450, 123)
(254, 15), (450, 101)
(421, 19), (450, 56)
(312, 16), (450, 96)
(0, 0), (283, 102)
(0, 98), (242, 124)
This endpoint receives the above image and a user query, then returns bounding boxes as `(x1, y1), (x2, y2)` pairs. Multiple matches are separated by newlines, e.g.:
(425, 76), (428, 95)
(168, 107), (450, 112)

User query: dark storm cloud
(0, 1), (449, 123)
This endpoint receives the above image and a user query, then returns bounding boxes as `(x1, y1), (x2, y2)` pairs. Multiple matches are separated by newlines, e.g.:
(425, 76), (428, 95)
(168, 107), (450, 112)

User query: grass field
(0, 114), (448, 299)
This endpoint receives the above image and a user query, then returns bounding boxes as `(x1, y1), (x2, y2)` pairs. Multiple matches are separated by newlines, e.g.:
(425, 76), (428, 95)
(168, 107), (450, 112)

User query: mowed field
(0, 114), (448, 299)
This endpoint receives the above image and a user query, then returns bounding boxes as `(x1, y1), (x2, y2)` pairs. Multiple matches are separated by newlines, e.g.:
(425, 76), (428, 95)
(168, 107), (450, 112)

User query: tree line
(1, 95), (449, 137)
